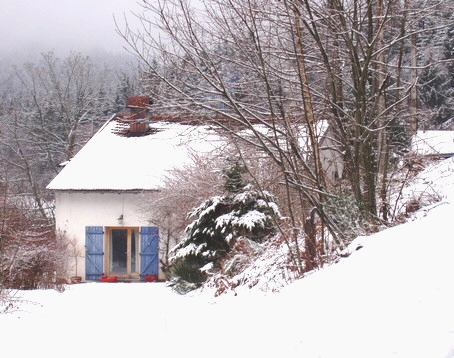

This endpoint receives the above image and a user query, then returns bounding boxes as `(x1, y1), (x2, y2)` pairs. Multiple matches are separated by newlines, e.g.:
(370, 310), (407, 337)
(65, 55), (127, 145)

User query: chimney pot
(127, 96), (151, 109)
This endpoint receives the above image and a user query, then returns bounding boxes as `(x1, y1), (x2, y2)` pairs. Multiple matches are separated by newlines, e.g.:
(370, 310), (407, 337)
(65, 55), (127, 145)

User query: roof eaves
(48, 188), (161, 194)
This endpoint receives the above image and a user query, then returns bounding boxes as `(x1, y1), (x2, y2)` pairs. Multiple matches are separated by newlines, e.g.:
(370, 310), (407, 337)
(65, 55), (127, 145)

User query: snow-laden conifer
(168, 159), (281, 293)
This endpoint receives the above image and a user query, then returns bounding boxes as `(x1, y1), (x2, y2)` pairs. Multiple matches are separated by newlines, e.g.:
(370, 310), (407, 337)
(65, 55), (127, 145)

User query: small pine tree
(222, 157), (247, 193)
(168, 161), (280, 293)
(419, 60), (454, 127)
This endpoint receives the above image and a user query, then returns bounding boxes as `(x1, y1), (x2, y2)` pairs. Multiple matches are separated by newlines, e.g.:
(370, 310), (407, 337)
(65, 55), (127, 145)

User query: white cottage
(48, 96), (345, 282)
(47, 97), (224, 282)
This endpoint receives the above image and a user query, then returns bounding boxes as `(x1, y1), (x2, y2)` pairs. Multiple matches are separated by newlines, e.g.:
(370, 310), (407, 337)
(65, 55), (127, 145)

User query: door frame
(105, 227), (140, 279)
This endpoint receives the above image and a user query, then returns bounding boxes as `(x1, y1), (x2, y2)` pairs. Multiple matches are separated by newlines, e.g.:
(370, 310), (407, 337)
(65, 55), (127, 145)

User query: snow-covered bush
(1, 232), (70, 291)
(202, 234), (305, 296)
(140, 152), (223, 277)
(169, 185), (281, 293)
(0, 194), (70, 291)
(167, 256), (207, 294)
(325, 188), (368, 241)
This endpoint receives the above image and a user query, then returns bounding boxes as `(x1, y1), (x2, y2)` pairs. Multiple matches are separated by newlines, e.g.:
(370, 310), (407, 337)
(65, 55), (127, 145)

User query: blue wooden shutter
(85, 226), (104, 280)
(140, 226), (159, 280)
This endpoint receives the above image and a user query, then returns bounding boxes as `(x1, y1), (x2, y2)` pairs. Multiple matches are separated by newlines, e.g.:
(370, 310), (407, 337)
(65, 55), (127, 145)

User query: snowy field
(2, 157), (454, 358)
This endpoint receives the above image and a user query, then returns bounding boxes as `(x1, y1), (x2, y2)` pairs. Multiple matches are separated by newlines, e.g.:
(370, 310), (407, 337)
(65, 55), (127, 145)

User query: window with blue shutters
(85, 226), (104, 280)
(140, 226), (159, 280)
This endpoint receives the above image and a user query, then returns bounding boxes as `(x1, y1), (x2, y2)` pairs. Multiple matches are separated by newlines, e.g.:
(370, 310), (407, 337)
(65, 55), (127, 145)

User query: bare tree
(0, 175), (70, 291)
(140, 151), (224, 275)
(0, 52), (115, 220)
(118, 0), (452, 271)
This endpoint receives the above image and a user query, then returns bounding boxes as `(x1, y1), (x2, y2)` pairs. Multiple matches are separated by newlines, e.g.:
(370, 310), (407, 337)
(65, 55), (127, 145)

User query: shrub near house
(169, 160), (280, 293)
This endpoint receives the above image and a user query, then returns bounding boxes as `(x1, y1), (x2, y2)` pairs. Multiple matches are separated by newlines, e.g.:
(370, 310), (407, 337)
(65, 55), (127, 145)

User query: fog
(0, 0), (145, 63)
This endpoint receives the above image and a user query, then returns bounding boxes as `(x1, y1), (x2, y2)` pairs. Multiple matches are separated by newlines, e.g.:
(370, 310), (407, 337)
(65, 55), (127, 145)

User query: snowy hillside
(1, 157), (454, 358)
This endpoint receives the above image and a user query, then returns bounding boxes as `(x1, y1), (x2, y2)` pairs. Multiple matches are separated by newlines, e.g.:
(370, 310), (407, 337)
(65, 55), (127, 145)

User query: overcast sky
(0, 0), (145, 62)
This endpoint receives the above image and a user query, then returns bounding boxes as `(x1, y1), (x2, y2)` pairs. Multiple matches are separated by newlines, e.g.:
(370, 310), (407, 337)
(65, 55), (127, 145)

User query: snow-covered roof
(411, 130), (454, 157)
(47, 117), (226, 191)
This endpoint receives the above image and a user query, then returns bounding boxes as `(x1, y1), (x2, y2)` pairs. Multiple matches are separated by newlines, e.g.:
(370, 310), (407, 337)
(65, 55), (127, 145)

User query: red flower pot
(99, 275), (118, 283)
(144, 275), (158, 282)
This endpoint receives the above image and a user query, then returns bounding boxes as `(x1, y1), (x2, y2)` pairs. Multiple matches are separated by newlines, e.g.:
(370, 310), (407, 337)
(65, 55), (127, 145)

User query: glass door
(130, 229), (138, 276)
(109, 228), (139, 279)
(110, 229), (127, 274)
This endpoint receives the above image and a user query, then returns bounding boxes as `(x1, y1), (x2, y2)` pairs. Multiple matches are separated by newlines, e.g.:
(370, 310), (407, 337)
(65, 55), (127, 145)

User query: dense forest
(1, 0), (453, 292)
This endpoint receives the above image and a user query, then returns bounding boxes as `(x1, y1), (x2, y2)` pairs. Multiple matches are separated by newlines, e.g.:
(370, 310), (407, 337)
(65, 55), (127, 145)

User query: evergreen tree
(418, 60), (453, 127)
(442, 21), (454, 128)
(418, 12), (454, 128)
(168, 162), (280, 293)
(222, 157), (247, 193)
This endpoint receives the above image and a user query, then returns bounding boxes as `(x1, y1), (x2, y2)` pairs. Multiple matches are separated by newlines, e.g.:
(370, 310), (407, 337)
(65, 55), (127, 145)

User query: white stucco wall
(54, 190), (161, 280)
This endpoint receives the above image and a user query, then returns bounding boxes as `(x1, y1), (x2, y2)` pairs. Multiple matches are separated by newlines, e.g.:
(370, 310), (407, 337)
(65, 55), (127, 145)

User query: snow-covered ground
(2, 157), (454, 358)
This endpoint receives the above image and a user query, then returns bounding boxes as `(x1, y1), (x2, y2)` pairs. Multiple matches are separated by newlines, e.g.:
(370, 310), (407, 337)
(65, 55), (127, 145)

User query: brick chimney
(126, 96), (151, 135)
